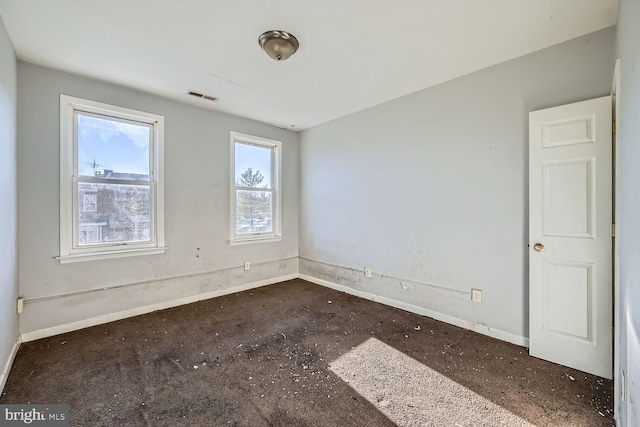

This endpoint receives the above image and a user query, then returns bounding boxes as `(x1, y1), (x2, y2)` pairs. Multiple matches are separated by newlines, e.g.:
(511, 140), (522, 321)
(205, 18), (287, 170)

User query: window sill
(228, 236), (283, 246)
(57, 247), (167, 264)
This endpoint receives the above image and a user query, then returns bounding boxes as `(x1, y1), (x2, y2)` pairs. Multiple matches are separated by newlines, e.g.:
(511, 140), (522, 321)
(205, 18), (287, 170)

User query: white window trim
(58, 95), (166, 264)
(229, 131), (282, 245)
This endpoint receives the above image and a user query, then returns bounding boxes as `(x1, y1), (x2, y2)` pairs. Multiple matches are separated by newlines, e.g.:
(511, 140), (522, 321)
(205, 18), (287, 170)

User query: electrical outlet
(471, 289), (482, 303)
(17, 297), (24, 314)
(244, 261), (251, 271)
(365, 268), (372, 278)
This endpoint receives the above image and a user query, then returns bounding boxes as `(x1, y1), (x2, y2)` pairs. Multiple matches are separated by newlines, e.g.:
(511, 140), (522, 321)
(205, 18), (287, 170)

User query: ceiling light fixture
(258, 30), (299, 61)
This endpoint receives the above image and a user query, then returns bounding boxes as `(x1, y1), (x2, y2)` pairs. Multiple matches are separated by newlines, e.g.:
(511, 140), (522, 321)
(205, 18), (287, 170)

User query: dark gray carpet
(1, 279), (613, 426)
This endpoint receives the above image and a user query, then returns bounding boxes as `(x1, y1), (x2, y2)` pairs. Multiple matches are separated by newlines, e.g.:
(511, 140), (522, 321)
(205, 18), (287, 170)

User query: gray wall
(615, 0), (640, 424)
(17, 63), (298, 334)
(299, 28), (615, 344)
(0, 16), (18, 388)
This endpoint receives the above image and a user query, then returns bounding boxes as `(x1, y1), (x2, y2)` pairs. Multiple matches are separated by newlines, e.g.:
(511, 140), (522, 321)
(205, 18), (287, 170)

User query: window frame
(59, 95), (165, 263)
(229, 131), (282, 245)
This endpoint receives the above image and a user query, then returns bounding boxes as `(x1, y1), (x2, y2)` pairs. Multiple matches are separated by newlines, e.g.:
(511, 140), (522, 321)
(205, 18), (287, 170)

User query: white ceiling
(0, 0), (618, 130)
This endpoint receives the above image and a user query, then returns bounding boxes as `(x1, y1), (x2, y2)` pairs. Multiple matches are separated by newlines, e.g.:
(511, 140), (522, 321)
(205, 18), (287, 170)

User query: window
(59, 95), (165, 263)
(230, 132), (281, 244)
(82, 193), (97, 212)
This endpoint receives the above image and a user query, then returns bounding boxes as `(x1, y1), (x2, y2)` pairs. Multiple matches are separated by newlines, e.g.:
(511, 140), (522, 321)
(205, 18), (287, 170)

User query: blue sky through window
(235, 143), (272, 187)
(77, 113), (150, 177)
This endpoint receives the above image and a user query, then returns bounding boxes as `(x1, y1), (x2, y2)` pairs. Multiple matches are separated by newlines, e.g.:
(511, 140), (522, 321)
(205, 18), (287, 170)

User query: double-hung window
(230, 132), (281, 244)
(59, 95), (165, 263)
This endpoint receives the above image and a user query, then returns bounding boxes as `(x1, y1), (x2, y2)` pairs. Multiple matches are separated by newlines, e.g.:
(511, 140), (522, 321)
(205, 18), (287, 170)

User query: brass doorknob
(533, 243), (545, 252)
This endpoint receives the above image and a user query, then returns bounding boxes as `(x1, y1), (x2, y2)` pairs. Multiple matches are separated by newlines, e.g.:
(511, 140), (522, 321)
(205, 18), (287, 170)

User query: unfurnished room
(0, 1), (638, 426)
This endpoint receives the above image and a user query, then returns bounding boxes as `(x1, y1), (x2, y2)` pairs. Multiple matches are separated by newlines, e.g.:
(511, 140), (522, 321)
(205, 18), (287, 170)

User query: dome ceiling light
(258, 30), (299, 61)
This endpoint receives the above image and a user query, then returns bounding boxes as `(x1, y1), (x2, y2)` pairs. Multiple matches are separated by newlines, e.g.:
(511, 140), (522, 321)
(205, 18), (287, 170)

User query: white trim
(228, 236), (283, 246)
(60, 96), (74, 258)
(59, 94), (165, 263)
(298, 273), (529, 347)
(229, 131), (282, 244)
(0, 337), (21, 393)
(12, 269), (528, 369)
(57, 246), (167, 264)
(611, 58), (621, 423)
(21, 274), (297, 342)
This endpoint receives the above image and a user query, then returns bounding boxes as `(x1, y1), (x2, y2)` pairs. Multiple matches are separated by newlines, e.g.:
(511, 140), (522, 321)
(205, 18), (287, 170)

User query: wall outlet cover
(472, 289), (482, 303)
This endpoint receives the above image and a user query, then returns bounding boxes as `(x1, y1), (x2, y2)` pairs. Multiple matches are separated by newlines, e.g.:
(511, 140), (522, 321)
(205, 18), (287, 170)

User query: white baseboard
(18, 270), (527, 348)
(21, 274), (297, 343)
(8, 271), (527, 393)
(298, 273), (529, 348)
(0, 337), (21, 393)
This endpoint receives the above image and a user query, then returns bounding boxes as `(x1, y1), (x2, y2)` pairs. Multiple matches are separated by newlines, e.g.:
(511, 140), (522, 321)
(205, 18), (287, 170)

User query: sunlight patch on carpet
(329, 338), (533, 427)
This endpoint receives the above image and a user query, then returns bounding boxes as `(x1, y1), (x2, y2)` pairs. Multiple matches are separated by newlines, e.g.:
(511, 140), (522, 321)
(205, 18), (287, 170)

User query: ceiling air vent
(187, 91), (218, 102)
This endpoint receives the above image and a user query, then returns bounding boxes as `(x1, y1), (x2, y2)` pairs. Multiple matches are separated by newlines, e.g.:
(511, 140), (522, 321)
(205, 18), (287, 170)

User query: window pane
(82, 194), (97, 212)
(235, 190), (273, 234)
(78, 183), (151, 246)
(235, 143), (272, 188)
(77, 113), (151, 181)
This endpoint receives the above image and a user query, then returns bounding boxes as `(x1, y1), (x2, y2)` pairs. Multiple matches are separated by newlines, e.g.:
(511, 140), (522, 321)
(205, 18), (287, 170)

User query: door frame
(611, 58), (621, 424)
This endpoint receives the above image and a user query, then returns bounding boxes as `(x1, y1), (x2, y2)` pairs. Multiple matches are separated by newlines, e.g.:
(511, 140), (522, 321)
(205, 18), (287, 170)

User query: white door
(529, 96), (612, 379)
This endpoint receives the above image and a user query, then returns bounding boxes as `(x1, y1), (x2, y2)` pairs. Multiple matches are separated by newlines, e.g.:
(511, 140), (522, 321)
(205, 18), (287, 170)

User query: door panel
(543, 159), (594, 237)
(529, 96), (612, 379)
(543, 260), (592, 340)
(542, 114), (596, 147)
